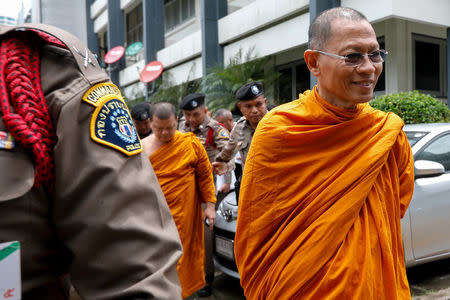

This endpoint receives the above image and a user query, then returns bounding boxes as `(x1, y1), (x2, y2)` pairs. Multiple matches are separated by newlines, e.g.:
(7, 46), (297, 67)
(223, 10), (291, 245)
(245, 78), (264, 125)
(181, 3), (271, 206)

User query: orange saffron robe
(235, 87), (415, 300)
(149, 131), (216, 298)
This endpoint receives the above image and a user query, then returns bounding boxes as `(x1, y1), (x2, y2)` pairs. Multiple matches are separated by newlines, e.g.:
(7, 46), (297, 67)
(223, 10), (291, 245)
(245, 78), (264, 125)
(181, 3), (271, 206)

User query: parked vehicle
(213, 123), (450, 278)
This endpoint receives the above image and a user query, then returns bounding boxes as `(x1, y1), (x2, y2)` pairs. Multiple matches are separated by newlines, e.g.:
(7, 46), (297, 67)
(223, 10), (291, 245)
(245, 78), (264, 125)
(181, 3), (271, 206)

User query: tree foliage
(203, 48), (280, 113)
(370, 90), (450, 124)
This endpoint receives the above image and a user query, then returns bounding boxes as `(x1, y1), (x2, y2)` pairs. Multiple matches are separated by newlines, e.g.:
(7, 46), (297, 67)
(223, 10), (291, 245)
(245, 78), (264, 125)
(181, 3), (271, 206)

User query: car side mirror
(414, 160), (445, 178)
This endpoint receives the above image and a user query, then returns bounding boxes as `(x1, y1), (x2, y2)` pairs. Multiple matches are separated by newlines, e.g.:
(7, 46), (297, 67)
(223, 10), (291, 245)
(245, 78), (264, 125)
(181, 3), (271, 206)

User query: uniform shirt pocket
(0, 150), (34, 201)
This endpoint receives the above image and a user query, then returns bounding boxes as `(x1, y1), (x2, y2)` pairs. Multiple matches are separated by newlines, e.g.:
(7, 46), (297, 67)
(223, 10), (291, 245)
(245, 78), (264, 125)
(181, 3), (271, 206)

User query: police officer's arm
(43, 47), (182, 299)
(215, 125), (238, 163)
(212, 125), (237, 175)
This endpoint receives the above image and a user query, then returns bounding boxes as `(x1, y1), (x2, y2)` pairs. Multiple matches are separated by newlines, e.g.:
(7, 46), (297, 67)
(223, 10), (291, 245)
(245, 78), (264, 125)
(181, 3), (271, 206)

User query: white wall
(219, 0), (308, 45)
(158, 31), (202, 68)
(91, 0), (107, 19)
(223, 13), (309, 66)
(342, 0), (450, 27)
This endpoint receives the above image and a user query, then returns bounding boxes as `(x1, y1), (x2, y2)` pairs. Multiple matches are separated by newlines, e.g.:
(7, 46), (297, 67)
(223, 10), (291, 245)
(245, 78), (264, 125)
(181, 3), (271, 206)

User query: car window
(405, 131), (429, 146)
(416, 133), (450, 171)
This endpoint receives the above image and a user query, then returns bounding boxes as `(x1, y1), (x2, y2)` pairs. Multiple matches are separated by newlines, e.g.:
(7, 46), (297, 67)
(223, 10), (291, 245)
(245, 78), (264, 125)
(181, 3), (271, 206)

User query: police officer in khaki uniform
(131, 102), (153, 139)
(179, 93), (230, 162)
(214, 81), (269, 171)
(0, 24), (182, 299)
(178, 92), (231, 297)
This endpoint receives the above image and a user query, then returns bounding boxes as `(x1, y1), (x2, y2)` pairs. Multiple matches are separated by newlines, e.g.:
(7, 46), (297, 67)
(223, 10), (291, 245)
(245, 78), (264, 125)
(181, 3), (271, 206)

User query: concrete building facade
(85, 0), (449, 105)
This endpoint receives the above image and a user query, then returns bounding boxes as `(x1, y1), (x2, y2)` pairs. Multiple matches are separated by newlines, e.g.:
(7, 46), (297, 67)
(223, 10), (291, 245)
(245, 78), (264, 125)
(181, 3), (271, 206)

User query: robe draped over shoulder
(235, 87), (414, 300)
(149, 131), (216, 298)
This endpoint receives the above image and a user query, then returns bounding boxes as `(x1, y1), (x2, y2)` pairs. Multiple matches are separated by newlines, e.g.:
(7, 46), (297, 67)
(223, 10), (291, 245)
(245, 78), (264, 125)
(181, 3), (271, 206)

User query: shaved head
(214, 108), (232, 119)
(308, 7), (368, 50)
(150, 102), (177, 121)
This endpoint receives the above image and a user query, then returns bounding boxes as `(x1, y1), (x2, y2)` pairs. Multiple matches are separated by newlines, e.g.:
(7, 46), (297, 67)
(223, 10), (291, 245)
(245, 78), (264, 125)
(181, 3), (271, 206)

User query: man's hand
(212, 161), (228, 175)
(203, 202), (216, 230)
(218, 183), (231, 194)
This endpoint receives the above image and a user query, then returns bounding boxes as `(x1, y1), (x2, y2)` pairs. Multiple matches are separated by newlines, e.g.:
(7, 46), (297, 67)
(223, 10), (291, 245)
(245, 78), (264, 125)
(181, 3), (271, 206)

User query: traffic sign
(103, 46), (125, 64)
(140, 61), (164, 83)
(126, 42), (143, 56)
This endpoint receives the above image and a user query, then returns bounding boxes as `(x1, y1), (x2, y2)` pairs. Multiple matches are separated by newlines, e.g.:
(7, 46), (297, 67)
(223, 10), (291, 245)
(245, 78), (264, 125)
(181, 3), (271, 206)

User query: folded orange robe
(149, 131), (216, 298)
(235, 87), (414, 300)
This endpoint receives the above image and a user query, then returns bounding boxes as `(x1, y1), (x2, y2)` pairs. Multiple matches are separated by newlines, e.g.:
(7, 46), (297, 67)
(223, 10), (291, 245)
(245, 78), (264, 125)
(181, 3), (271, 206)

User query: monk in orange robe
(142, 102), (216, 298)
(235, 7), (414, 300)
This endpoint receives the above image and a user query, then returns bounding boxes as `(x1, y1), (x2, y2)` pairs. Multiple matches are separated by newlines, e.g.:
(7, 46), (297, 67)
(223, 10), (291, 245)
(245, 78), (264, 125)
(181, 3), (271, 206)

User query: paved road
(409, 257), (450, 299)
(185, 258), (450, 300)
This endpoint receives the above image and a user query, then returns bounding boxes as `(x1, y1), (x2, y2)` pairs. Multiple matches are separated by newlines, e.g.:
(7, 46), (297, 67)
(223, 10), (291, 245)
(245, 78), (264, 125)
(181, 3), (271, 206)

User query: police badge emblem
(251, 85), (259, 95)
(82, 83), (142, 156)
(191, 100), (198, 108)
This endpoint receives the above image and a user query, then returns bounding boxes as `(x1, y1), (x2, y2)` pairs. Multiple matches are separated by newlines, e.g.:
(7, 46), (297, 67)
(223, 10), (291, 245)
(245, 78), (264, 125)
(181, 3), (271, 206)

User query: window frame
(125, 2), (143, 65)
(125, 2), (143, 47)
(276, 60), (310, 104)
(412, 33), (447, 98)
(164, 0), (196, 33)
(373, 36), (386, 96)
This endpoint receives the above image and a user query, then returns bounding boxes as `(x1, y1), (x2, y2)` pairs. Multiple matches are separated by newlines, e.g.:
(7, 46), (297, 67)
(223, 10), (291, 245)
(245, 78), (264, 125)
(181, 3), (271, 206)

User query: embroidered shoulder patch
(82, 83), (142, 156)
(82, 82), (122, 106)
(217, 128), (229, 139)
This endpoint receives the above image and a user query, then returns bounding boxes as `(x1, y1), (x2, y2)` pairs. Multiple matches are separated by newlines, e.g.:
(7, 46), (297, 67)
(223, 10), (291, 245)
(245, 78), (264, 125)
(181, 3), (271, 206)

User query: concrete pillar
(143, 0), (164, 63)
(85, 0), (99, 56)
(107, 0), (125, 85)
(309, 0), (340, 89)
(201, 0), (227, 76)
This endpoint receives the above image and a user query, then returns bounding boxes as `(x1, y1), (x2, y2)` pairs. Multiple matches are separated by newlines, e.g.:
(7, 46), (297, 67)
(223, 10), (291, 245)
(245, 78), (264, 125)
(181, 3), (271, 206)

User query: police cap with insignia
(180, 93), (205, 111)
(131, 102), (152, 121)
(236, 81), (264, 101)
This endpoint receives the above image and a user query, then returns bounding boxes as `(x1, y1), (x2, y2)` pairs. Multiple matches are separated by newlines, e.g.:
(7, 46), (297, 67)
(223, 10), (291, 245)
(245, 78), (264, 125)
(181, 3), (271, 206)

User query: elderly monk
(235, 7), (414, 300)
(142, 102), (216, 298)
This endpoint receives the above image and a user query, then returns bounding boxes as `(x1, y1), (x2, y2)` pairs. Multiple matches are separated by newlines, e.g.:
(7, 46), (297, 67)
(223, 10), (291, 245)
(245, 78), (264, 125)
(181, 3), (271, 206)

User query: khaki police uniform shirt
(178, 115), (229, 163)
(216, 116), (255, 168)
(0, 24), (182, 300)
(179, 115), (234, 183)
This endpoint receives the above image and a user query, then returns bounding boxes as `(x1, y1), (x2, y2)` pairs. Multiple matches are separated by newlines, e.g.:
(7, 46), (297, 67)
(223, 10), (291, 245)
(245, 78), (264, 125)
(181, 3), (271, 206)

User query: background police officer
(131, 102), (153, 139)
(214, 81), (269, 171)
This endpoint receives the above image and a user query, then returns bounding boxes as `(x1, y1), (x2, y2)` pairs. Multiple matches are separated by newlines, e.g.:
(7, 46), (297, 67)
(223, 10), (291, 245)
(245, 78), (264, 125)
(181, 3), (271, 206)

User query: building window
(165, 0), (195, 33)
(276, 61), (310, 104)
(413, 34), (447, 98)
(126, 3), (143, 46)
(97, 31), (108, 68)
(125, 3), (143, 65)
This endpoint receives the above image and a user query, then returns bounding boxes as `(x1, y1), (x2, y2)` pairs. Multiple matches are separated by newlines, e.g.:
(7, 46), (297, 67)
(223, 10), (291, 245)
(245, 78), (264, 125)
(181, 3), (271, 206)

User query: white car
(213, 123), (450, 278)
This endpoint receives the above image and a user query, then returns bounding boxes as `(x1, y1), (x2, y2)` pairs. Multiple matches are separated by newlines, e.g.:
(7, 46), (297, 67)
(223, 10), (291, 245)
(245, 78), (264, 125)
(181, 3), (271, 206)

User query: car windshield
(405, 131), (429, 146)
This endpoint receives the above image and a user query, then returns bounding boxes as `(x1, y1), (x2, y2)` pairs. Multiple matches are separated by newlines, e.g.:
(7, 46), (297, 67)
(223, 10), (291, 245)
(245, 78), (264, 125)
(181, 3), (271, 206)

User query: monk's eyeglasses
(313, 49), (388, 67)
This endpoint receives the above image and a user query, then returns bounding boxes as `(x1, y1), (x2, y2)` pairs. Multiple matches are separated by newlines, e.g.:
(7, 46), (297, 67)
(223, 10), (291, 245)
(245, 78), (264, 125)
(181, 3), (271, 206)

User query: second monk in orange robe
(142, 102), (216, 298)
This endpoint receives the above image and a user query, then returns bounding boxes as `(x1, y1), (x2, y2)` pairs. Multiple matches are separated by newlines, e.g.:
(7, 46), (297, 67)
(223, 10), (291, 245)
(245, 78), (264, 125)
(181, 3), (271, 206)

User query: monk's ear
(304, 49), (320, 77)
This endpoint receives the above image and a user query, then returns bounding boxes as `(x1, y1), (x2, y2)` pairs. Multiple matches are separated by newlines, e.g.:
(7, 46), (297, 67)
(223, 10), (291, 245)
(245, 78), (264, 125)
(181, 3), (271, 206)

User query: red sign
(140, 61), (164, 83)
(104, 46), (125, 64)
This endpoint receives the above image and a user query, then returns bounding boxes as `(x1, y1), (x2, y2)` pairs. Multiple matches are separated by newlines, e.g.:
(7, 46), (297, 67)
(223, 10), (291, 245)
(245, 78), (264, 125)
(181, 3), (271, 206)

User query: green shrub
(370, 91), (450, 124)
